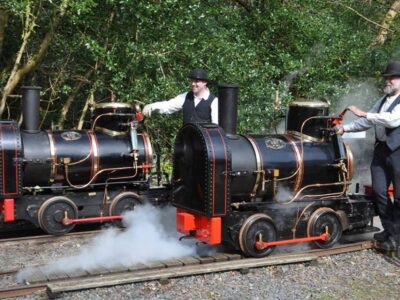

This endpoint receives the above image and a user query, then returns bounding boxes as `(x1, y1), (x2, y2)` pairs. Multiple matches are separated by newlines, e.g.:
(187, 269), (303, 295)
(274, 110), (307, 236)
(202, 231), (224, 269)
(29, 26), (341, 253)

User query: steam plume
(17, 204), (196, 282)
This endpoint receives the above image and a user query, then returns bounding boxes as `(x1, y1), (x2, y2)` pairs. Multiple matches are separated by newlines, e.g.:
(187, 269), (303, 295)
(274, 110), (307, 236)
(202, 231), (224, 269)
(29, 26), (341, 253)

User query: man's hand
(347, 105), (367, 118)
(335, 127), (345, 135)
(143, 104), (152, 117)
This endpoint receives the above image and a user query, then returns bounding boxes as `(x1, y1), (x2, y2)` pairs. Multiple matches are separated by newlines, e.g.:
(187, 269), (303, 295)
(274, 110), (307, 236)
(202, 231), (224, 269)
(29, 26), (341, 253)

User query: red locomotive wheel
(307, 207), (342, 249)
(37, 196), (78, 235)
(238, 213), (277, 258)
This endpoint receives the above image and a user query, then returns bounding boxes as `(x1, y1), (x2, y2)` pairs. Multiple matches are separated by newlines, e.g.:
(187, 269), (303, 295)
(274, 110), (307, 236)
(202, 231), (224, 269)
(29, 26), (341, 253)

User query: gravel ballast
(1, 234), (399, 300)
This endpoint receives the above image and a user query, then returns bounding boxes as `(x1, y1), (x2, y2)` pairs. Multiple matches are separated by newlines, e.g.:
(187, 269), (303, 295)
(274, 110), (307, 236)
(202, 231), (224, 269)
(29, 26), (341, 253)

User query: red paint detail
(141, 163), (152, 170)
(332, 108), (349, 126)
(364, 185), (373, 196)
(135, 112), (143, 121)
(3, 198), (15, 222)
(176, 210), (196, 232)
(364, 184), (394, 198)
(331, 118), (342, 126)
(176, 209), (221, 245)
(62, 215), (123, 225)
(255, 233), (328, 250)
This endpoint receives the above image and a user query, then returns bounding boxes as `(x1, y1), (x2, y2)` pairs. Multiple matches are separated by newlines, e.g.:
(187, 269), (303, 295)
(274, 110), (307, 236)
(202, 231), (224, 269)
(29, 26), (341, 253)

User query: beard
(384, 84), (400, 96)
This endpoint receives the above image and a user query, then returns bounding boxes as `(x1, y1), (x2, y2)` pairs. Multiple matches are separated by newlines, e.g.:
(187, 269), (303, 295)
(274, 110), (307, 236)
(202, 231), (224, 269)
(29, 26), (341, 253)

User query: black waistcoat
(182, 91), (216, 124)
(377, 95), (400, 151)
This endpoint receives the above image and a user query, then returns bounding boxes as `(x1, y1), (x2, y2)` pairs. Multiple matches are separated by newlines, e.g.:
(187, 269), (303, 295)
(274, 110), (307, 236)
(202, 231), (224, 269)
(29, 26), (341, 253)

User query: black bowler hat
(381, 60), (400, 77)
(187, 68), (209, 82)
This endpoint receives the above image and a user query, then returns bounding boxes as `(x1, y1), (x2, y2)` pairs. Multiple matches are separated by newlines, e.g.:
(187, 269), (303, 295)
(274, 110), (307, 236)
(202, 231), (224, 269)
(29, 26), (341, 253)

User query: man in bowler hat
(143, 68), (218, 124)
(337, 60), (400, 251)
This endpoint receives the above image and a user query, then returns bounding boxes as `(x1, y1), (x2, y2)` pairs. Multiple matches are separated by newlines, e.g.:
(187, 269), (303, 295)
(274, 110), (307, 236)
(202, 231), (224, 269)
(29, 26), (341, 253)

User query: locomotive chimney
(218, 83), (239, 136)
(21, 86), (41, 133)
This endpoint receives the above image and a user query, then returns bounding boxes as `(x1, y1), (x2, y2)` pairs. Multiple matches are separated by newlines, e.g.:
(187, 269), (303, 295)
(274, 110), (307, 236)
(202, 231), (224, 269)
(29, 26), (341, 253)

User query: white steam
(274, 185), (294, 203)
(17, 204), (196, 282)
(334, 79), (379, 193)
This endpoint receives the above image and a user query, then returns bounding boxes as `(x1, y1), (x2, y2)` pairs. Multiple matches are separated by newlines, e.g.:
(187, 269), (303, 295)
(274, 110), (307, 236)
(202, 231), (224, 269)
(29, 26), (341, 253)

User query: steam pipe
(21, 86), (41, 133)
(218, 84), (239, 136)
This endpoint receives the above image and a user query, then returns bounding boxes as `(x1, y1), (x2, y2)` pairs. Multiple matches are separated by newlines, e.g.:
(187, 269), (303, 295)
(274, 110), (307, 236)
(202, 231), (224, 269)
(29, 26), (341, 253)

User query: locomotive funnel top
(21, 86), (41, 133)
(288, 101), (329, 108)
(218, 83), (239, 136)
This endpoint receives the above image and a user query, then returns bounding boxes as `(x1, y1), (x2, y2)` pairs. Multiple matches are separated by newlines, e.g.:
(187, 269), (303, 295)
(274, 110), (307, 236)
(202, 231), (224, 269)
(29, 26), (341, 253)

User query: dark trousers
(371, 142), (400, 240)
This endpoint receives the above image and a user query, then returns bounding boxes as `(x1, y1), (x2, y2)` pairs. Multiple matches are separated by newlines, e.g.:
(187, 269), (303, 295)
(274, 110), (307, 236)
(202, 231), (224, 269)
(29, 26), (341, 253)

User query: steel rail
(0, 230), (100, 247)
(0, 284), (47, 299)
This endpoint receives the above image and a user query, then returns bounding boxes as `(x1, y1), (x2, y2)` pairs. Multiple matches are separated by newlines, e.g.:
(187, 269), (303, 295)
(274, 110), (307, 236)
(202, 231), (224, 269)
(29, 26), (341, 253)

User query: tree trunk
(0, 0), (70, 117)
(0, 8), (9, 58)
(370, 0), (400, 47)
(77, 91), (95, 130)
(57, 68), (93, 129)
(76, 10), (116, 130)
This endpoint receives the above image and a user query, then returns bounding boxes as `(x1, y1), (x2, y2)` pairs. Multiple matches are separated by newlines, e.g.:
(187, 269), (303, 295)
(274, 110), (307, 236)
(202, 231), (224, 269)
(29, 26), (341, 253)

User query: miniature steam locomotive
(0, 84), (376, 257)
(173, 84), (376, 257)
(0, 87), (169, 235)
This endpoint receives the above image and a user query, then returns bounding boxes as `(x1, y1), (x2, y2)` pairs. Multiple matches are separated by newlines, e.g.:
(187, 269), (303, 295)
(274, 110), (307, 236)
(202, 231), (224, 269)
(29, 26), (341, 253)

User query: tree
(0, 0), (70, 117)
(370, 0), (400, 47)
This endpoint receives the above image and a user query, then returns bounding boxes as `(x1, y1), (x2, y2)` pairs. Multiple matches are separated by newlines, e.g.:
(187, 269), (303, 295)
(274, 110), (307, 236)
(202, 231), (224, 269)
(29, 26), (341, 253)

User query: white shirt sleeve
(150, 92), (187, 114)
(342, 97), (383, 132)
(211, 97), (218, 124)
(366, 104), (400, 128)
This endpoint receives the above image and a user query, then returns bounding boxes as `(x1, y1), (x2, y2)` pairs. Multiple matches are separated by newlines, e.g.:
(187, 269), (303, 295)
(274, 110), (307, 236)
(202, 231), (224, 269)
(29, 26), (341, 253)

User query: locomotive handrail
(64, 161), (145, 189)
(22, 179), (150, 190)
(91, 112), (138, 132)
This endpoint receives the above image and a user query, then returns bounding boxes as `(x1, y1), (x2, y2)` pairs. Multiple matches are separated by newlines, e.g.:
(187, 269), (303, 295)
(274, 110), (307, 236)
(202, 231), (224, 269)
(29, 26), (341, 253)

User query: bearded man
(337, 60), (400, 252)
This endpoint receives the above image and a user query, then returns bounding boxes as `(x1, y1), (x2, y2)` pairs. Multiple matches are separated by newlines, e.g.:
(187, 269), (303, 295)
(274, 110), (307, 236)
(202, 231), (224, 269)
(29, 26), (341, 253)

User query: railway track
(0, 230), (100, 247)
(0, 240), (375, 299)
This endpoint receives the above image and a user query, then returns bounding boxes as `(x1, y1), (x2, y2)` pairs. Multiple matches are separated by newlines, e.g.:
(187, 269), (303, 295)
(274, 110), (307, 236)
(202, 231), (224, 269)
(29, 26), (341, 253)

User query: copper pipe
(64, 162), (147, 189)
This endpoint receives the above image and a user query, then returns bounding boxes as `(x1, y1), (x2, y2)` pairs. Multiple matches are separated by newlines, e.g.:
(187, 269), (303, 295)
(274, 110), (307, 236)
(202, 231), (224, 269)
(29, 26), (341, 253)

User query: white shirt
(149, 88), (218, 124)
(343, 94), (400, 141)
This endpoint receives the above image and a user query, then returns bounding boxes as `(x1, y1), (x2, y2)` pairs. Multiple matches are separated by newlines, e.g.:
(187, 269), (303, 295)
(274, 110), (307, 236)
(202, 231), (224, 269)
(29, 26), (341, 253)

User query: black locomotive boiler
(0, 87), (169, 235)
(173, 84), (376, 257)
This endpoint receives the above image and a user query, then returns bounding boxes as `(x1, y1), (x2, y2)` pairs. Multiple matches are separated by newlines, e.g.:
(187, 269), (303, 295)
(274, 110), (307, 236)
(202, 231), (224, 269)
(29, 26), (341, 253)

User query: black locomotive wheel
(307, 208), (342, 249)
(37, 196), (78, 235)
(109, 192), (141, 226)
(238, 213), (277, 258)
